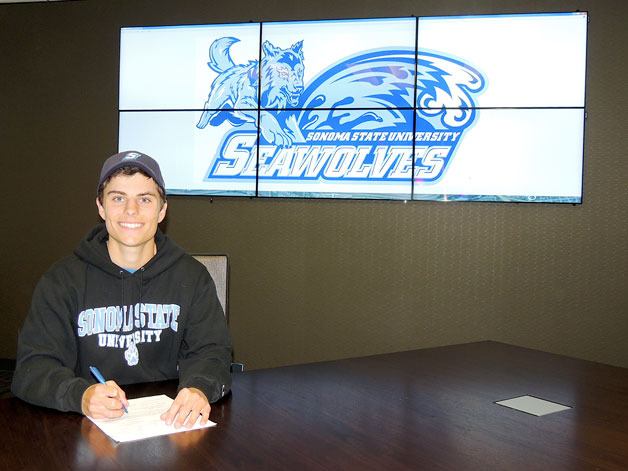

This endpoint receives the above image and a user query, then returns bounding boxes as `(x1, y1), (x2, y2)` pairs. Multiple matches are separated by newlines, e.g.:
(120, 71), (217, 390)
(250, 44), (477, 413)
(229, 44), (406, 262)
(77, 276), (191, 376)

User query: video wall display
(119, 12), (587, 203)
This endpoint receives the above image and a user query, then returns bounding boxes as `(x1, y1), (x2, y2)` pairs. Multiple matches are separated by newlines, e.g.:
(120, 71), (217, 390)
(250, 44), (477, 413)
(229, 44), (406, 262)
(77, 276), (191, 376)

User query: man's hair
(97, 166), (167, 206)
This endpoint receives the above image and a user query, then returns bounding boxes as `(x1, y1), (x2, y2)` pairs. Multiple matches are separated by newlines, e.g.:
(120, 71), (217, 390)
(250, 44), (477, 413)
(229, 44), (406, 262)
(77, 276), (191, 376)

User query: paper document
(88, 394), (216, 442)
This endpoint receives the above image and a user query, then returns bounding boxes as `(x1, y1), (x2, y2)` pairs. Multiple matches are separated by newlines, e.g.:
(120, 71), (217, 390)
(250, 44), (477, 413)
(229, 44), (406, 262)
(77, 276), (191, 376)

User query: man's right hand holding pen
(81, 381), (129, 419)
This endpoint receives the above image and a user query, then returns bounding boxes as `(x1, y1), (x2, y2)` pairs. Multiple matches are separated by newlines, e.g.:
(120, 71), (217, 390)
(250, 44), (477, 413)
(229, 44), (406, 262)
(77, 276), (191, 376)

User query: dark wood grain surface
(2, 341), (627, 470)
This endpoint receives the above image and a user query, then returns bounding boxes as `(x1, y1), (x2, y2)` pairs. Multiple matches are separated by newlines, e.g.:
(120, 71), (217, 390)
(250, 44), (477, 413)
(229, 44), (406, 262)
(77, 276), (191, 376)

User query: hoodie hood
(74, 223), (186, 280)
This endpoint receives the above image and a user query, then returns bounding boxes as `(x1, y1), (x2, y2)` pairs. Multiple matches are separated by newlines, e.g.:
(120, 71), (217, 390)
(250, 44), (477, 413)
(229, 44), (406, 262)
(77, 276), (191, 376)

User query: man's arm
(11, 271), (90, 413)
(161, 267), (232, 427)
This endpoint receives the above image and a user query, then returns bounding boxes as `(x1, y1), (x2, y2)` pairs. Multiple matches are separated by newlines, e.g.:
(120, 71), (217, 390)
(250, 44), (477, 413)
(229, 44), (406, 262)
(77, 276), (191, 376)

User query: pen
(89, 366), (129, 414)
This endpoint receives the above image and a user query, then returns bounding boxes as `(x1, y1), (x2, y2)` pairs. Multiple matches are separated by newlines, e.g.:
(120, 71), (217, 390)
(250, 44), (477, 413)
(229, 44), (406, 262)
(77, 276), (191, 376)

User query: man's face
(96, 173), (167, 254)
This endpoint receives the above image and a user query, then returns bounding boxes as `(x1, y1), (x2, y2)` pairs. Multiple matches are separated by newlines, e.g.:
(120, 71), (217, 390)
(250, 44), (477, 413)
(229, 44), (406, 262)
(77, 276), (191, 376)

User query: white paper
(88, 394), (216, 442)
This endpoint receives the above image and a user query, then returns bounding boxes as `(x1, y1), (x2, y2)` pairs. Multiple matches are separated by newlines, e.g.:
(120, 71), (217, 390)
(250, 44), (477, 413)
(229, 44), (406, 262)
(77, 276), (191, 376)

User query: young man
(11, 151), (232, 429)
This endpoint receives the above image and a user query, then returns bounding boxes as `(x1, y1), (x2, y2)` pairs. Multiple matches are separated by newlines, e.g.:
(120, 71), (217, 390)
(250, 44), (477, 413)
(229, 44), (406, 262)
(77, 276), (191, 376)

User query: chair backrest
(192, 254), (229, 323)
(191, 254), (244, 372)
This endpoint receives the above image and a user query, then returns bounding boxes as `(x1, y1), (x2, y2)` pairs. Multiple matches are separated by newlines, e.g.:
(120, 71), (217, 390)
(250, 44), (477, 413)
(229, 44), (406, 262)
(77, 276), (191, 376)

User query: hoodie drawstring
(119, 269), (125, 308)
(139, 267), (145, 308)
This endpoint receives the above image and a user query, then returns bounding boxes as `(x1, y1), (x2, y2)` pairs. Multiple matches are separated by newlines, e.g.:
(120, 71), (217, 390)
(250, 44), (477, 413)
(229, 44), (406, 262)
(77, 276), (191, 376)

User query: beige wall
(1, 0), (626, 369)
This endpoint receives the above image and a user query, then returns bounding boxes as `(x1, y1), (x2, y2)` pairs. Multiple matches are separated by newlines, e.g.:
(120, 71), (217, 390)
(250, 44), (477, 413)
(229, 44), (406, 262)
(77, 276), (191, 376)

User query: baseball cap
(98, 151), (166, 195)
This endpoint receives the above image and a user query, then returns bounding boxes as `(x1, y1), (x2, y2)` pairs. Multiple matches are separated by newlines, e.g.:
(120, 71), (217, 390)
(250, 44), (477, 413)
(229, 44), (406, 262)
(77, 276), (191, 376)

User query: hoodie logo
(77, 303), (180, 366)
(124, 341), (139, 366)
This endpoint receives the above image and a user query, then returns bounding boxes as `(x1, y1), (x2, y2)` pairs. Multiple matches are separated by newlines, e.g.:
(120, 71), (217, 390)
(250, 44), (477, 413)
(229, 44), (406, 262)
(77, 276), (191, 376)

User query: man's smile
(119, 222), (143, 229)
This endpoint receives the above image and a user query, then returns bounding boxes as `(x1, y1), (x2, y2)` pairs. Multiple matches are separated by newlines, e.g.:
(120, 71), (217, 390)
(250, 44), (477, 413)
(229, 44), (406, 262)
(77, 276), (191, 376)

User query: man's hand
(81, 381), (128, 419)
(160, 387), (210, 429)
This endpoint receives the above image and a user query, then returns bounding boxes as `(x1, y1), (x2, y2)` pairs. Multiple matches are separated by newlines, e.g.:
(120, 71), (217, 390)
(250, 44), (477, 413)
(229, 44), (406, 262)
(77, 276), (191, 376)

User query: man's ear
(158, 201), (168, 223)
(96, 197), (105, 220)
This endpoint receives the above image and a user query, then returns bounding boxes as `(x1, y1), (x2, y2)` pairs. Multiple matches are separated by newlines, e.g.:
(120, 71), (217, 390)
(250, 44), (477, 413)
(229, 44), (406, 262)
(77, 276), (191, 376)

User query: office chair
(192, 254), (244, 373)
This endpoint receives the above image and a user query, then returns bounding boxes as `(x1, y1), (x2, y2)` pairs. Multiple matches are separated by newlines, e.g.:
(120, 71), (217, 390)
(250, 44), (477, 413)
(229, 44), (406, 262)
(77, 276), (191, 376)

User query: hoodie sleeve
(177, 268), (233, 403)
(11, 268), (90, 413)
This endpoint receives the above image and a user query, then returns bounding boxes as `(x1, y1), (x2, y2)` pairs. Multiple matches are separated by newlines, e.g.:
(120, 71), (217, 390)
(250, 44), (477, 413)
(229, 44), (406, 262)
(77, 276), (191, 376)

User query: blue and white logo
(197, 37), (305, 147)
(197, 37), (485, 187)
(123, 151), (142, 161)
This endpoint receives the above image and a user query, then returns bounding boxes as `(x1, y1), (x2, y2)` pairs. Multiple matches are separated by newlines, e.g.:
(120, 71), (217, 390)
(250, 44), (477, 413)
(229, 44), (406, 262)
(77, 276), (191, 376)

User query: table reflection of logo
(198, 40), (485, 186)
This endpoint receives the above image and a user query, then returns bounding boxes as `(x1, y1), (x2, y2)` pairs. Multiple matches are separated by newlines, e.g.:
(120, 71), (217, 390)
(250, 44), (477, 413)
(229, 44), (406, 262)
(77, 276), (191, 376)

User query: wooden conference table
(1, 341), (627, 470)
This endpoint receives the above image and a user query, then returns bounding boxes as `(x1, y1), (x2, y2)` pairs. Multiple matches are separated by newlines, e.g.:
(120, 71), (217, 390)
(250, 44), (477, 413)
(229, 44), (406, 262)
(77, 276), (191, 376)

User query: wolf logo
(124, 340), (138, 366)
(197, 37), (306, 146)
